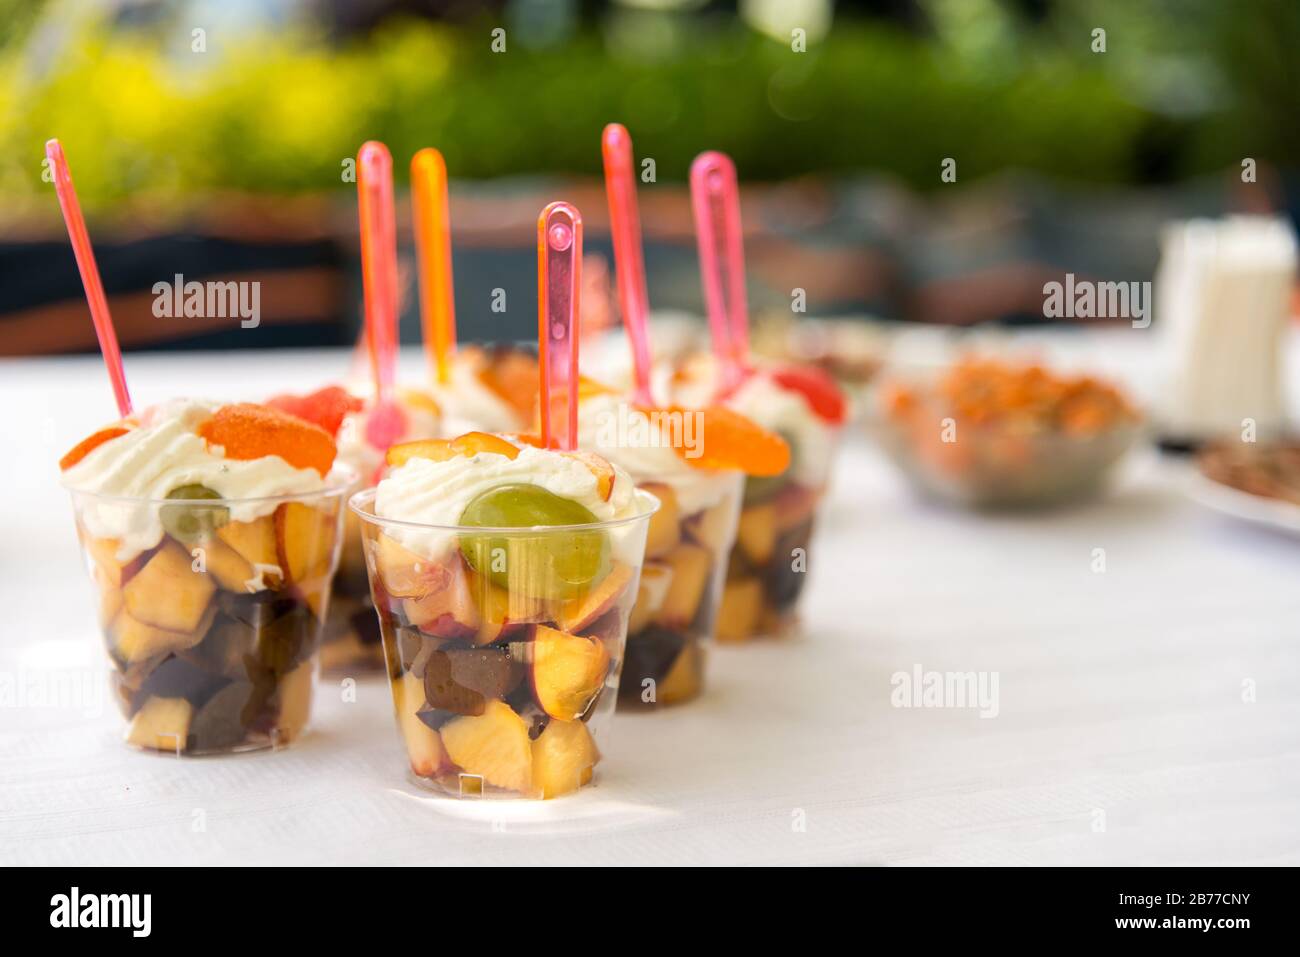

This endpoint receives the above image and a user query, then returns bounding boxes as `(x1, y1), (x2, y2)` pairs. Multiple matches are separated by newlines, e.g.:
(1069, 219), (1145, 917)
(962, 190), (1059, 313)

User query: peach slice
(60, 425), (131, 471)
(111, 608), (211, 664)
(440, 699), (533, 793)
(736, 502), (777, 565)
(640, 482), (680, 558)
(274, 659), (314, 743)
(716, 578), (763, 642)
(275, 501), (334, 584)
(386, 431), (519, 468)
(402, 561), (481, 641)
(563, 450), (616, 501)
(531, 719), (599, 799)
(392, 671), (450, 777)
(468, 569), (546, 645)
(653, 542), (712, 628)
(657, 641), (702, 705)
(530, 624), (610, 720)
(123, 541), (216, 633)
(215, 515), (280, 567)
(685, 497), (737, 553)
(557, 562), (633, 633)
(126, 695), (193, 752)
(375, 534), (449, 599)
(82, 536), (137, 588)
(627, 561), (672, 634)
(200, 535), (256, 592)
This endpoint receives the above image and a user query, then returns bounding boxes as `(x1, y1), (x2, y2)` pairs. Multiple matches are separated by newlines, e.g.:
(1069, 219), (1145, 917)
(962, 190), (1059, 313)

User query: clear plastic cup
(618, 469), (742, 709)
(351, 486), (658, 799)
(716, 437), (840, 641)
(319, 504), (386, 674)
(69, 475), (352, 754)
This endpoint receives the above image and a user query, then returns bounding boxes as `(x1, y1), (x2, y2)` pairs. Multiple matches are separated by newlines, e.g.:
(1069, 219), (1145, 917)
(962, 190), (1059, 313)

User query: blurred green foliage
(0, 1), (1291, 211)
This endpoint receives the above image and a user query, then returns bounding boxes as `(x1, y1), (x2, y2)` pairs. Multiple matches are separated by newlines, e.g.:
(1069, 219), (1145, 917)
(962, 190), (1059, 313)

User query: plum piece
(618, 626), (685, 705)
(640, 481), (681, 558)
(557, 562), (633, 633)
(771, 484), (818, 531)
(422, 647), (519, 716)
(530, 625), (610, 720)
(136, 654), (231, 710)
(217, 589), (289, 631)
(123, 541), (216, 633)
(350, 606), (382, 647)
(440, 700), (534, 794)
(716, 578), (763, 642)
(765, 518), (813, 611)
(177, 618), (256, 679)
(188, 681), (255, 751)
(127, 696), (193, 752)
(531, 719), (599, 799)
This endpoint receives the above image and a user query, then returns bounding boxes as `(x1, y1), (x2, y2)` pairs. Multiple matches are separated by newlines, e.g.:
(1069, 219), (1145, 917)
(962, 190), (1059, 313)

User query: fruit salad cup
(352, 432), (656, 799)
(62, 400), (352, 754)
(269, 385), (441, 676)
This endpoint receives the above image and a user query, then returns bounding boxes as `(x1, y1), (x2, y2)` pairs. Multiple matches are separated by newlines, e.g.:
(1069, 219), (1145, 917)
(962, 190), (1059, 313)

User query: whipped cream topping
(374, 441), (643, 563)
(335, 390), (441, 483)
(575, 392), (736, 515)
(727, 371), (836, 490)
(62, 398), (330, 561)
(429, 356), (526, 436)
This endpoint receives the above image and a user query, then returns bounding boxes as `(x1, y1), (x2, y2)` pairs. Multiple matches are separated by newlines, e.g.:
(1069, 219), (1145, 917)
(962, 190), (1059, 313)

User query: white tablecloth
(2, 338), (1298, 865)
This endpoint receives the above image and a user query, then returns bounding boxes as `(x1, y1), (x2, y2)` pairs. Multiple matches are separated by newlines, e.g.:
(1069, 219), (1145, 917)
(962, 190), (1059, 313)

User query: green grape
(458, 484), (609, 601)
(743, 430), (799, 505)
(160, 484), (229, 544)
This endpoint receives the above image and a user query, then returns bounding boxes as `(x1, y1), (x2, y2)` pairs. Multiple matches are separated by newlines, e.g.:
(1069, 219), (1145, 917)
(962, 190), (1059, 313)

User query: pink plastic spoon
(356, 141), (407, 451)
(46, 139), (133, 418)
(690, 150), (750, 398)
(601, 123), (654, 406)
(537, 202), (583, 451)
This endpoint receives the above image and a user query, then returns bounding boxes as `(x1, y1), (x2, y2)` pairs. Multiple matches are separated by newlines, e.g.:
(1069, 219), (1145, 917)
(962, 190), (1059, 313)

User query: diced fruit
(640, 482), (680, 558)
(475, 346), (539, 421)
(772, 483), (818, 531)
(766, 518), (813, 610)
(531, 719), (598, 799)
(530, 625), (609, 720)
(458, 484), (609, 601)
(375, 534), (448, 599)
(201, 536), (256, 592)
(469, 570), (545, 645)
(618, 626), (685, 704)
(274, 660), (314, 741)
(627, 562), (672, 634)
(685, 496), (738, 552)
(178, 618), (255, 678)
(83, 536), (136, 588)
(402, 560), (480, 639)
(563, 450), (616, 501)
(716, 578), (763, 642)
(657, 641), (702, 705)
(386, 431), (520, 468)
(216, 515), (280, 567)
(736, 502), (777, 565)
(126, 696), (193, 752)
(557, 562), (633, 633)
(267, 385), (363, 437)
(440, 699), (533, 793)
(198, 402), (337, 476)
(654, 543), (712, 628)
(770, 363), (848, 424)
(671, 405), (790, 477)
(123, 541), (216, 633)
(274, 502), (335, 583)
(742, 430), (796, 505)
(97, 577), (124, 625)
(160, 484), (229, 544)
(188, 682), (254, 752)
(135, 655), (228, 714)
(393, 671), (450, 776)
(423, 647), (520, 716)
(60, 425), (131, 471)
(112, 608), (211, 664)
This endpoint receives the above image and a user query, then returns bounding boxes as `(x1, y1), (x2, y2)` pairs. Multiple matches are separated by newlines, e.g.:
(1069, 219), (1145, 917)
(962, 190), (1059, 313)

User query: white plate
(1188, 473), (1300, 537)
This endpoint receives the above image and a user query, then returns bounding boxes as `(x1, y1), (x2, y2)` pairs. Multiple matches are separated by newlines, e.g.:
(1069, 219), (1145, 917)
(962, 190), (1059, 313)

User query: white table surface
(2, 335), (1299, 866)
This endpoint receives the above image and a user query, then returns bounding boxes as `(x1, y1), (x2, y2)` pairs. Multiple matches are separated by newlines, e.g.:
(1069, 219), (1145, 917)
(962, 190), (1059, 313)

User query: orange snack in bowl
(198, 403), (337, 476)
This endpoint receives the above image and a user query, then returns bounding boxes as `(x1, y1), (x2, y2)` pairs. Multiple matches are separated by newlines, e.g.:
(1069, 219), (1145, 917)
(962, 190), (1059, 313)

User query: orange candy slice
(386, 431), (520, 468)
(59, 425), (132, 471)
(198, 403), (337, 476)
(667, 405), (790, 477)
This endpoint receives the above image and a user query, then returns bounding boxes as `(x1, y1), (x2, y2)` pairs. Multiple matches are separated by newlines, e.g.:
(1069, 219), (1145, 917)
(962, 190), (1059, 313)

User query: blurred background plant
(0, 0), (1295, 353)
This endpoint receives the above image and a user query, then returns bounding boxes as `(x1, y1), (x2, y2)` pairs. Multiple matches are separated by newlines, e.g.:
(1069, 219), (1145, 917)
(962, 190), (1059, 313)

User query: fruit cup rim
(348, 485), (661, 535)
(62, 464), (360, 506)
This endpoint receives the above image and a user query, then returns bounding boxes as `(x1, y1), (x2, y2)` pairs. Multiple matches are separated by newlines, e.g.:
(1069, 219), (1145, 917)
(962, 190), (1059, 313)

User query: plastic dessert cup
(70, 477), (352, 754)
(619, 469), (742, 709)
(351, 486), (658, 799)
(716, 436), (840, 641)
(319, 501), (383, 673)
